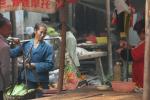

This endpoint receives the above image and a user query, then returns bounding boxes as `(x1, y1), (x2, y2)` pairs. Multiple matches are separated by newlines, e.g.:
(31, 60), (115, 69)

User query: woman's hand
(25, 63), (35, 69)
(116, 48), (124, 54)
(13, 38), (20, 45)
(120, 40), (128, 48)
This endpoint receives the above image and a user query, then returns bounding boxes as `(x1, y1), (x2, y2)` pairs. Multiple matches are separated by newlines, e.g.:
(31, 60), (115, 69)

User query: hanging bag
(63, 52), (80, 90)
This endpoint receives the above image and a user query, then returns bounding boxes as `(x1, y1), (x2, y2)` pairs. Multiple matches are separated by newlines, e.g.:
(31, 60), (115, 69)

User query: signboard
(0, 0), (56, 13)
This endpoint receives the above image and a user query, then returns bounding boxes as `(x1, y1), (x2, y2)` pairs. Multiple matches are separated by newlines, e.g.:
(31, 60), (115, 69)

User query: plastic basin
(111, 81), (135, 92)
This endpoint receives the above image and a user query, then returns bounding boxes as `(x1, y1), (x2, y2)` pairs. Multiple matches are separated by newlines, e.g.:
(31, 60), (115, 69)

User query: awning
(0, 0), (56, 13)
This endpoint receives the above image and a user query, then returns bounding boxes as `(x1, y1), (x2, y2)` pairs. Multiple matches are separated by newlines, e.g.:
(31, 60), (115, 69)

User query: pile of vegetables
(47, 27), (59, 37)
(5, 83), (35, 96)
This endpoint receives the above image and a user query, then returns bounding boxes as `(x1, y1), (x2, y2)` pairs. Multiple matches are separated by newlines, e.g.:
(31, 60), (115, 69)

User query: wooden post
(57, 2), (68, 93)
(143, 0), (150, 99)
(105, 0), (113, 76)
(10, 11), (16, 37)
(10, 11), (17, 84)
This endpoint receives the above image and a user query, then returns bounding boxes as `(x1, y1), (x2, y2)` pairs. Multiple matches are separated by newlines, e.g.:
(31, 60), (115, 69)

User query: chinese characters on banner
(67, 0), (77, 3)
(0, 0), (56, 13)
(56, 0), (77, 9)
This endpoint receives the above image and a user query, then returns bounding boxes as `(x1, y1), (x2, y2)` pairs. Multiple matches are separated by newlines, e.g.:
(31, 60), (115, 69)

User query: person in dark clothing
(0, 14), (12, 100)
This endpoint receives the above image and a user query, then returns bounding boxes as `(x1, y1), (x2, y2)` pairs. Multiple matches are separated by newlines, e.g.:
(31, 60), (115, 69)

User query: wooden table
(33, 87), (142, 100)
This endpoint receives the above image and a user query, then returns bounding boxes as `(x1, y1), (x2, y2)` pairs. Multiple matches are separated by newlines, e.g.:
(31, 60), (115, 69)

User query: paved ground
(33, 87), (142, 100)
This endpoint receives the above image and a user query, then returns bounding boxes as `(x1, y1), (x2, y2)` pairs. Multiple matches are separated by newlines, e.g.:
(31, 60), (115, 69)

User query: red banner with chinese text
(0, 0), (56, 13)
(56, 0), (77, 9)
(67, 0), (77, 3)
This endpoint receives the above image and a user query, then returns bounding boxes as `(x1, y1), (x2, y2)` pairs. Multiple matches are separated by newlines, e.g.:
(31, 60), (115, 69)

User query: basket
(111, 81), (135, 92)
(4, 90), (36, 100)
(3, 84), (36, 100)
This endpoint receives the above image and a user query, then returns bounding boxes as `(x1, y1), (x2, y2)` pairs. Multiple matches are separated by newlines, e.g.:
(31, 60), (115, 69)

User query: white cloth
(129, 14), (140, 46)
(128, 27), (140, 46)
(25, 27), (34, 35)
(66, 31), (80, 67)
(44, 35), (51, 45)
(133, 13), (138, 26)
(114, 0), (130, 14)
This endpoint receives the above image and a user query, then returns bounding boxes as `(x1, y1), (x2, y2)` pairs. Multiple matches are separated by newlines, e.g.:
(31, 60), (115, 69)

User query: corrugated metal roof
(79, 0), (145, 12)
(78, 0), (114, 12)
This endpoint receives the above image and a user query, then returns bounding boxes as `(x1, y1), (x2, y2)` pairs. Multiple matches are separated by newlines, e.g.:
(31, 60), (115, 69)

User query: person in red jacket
(117, 19), (145, 88)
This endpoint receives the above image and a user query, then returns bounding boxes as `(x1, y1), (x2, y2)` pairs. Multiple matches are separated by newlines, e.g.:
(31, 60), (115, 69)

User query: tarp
(0, 0), (56, 13)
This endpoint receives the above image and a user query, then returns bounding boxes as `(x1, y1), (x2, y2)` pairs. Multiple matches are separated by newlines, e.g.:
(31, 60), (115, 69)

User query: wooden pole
(106, 0), (113, 76)
(10, 11), (16, 37)
(10, 11), (17, 84)
(57, 2), (68, 93)
(143, 0), (150, 99)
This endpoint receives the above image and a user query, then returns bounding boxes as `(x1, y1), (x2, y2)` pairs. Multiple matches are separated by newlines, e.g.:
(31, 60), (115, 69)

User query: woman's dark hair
(34, 22), (47, 31)
(32, 22), (47, 37)
(125, 0), (130, 5)
(57, 24), (70, 31)
(0, 13), (9, 28)
(133, 19), (145, 35)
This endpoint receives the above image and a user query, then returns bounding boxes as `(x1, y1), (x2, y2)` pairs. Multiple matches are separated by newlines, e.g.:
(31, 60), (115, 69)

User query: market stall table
(78, 51), (107, 84)
(77, 43), (107, 51)
(33, 87), (142, 100)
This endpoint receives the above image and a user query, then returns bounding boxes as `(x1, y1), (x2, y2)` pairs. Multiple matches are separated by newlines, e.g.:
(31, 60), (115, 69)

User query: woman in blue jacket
(10, 22), (54, 89)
